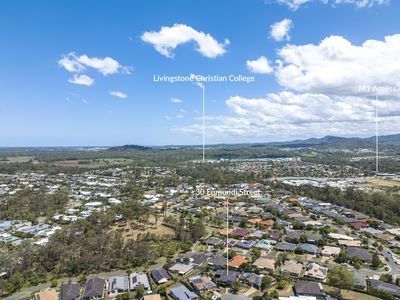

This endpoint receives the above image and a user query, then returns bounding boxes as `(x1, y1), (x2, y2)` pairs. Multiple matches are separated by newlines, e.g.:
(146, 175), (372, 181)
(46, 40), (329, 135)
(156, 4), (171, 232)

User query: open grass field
(52, 158), (134, 168)
(323, 285), (381, 300)
(0, 156), (36, 163)
(361, 177), (400, 188)
(110, 216), (175, 242)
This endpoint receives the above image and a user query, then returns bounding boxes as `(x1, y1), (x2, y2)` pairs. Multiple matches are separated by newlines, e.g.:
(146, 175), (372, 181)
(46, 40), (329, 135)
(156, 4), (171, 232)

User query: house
(170, 285), (198, 300)
(231, 228), (249, 238)
(220, 293), (249, 300)
(254, 239), (275, 251)
(151, 269), (171, 285)
(228, 256), (248, 269)
(189, 275), (217, 292)
(260, 220), (274, 227)
(243, 272), (265, 289)
(187, 252), (211, 267)
(82, 278), (106, 300)
(130, 272), (151, 291)
(294, 280), (325, 299)
(353, 271), (367, 290)
(60, 283), (81, 300)
(253, 258), (275, 272)
(35, 288), (58, 300)
(286, 230), (302, 242)
(108, 276), (129, 294)
(297, 243), (318, 255)
(143, 295), (162, 300)
(368, 279), (400, 298)
(169, 263), (193, 275)
(208, 254), (227, 269)
(204, 237), (222, 246)
(215, 270), (241, 285)
(281, 261), (303, 277)
(303, 263), (328, 281)
(275, 241), (297, 252)
(321, 246), (341, 257)
(236, 240), (257, 250)
(346, 247), (373, 263)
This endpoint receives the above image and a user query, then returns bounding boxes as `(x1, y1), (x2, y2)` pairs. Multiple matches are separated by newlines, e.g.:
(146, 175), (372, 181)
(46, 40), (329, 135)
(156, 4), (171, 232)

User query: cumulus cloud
(270, 19), (293, 41)
(178, 91), (400, 141)
(58, 52), (130, 75)
(171, 97), (183, 103)
(68, 74), (94, 86)
(275, 0), (388, 10)
(246, 56), (274, 74)
(110, 91), (127, 98)
(275, 34), (400, 95)
(141, 24), (229, 58)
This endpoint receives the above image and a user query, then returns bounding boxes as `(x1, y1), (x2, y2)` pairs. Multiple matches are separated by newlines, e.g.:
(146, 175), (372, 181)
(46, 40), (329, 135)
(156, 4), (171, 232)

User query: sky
(1, 0), (400, 146)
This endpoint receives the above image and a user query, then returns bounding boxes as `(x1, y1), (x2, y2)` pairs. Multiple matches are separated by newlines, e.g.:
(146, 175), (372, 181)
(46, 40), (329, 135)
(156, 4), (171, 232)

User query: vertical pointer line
(202, 84), (205, 162)
(376, 94), (379, 174)
(226, 199), (229, 276)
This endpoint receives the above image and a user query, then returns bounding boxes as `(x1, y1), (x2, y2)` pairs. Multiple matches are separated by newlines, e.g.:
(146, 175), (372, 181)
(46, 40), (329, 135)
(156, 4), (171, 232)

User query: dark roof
(216, 270), (241, 285)
(295, 280), (325, 297)
(151, 269), (171, 283)
(204, 237), (222, 246)
(61, 283), (81, 300)
(298, 243), (319, 254)
(346, 247), (373, 262)
(187, 252), (211, 265)
(276, 241), (297, 251)
(209, 254), (226, 267)
(286, 230), (301, 241)
(369, 279), (400, 297)
(83, 278), (105, 298)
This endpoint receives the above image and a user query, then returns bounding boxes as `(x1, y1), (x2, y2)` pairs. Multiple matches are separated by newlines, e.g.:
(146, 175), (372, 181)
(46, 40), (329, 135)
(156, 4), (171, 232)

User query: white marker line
(226, 199), (229, 275)
(376, 94), (379, 174)
(202, 84), (205, 162)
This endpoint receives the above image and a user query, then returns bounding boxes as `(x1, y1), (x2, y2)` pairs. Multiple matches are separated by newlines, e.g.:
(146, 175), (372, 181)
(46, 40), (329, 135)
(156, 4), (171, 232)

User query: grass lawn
(323, 285), (381, 300)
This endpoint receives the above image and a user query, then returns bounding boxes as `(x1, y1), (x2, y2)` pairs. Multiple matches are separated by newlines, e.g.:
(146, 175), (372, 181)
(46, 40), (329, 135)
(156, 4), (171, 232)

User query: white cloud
(58, 52), (130, 75)
(177, 114), (184, 119)
(270, 19), (293, 41)
(110, 91), (128, 98)
(171, 97), (183, 103)
(141, 24), (229, 58)
(178, 91), (400, 141)
(275, 34), (400, 95)
(165, 116), (172, 120)
(246, 56), (274, 74)
(275, 0), (388, 10)
(68, 74), (94, 86)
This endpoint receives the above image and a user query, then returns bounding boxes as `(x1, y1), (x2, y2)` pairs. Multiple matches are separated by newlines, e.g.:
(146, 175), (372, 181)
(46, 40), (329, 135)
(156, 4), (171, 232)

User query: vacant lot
(52, 158), (134, 168)
(323, 285), (380, 300)
(0, 156), (36, 163)
(110, 216), (175, 242)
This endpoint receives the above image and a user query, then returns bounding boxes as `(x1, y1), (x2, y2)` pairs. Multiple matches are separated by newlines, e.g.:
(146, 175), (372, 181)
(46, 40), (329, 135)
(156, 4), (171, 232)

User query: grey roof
(346, 247), (373, 262)
(209, 254), (226, 267)
(170, 284), (198, 300)
(298, 243), (319, 254)
(220, 294), (249, 300)
(216, 270), (241, 285)
(83, 278), (105, 299)
(295, 280), (325, 297)
(109, 276), (129, 292)
(276, 241), (297, 251)
(151, 269), (171, 283)
(61, 283), (81, 300)
(236, 240), (257, 249)
(369, 279), (400, 297)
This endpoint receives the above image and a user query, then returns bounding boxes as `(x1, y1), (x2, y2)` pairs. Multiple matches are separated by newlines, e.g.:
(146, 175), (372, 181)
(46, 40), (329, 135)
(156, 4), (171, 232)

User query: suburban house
(303, 263), (328, 281)
(60, 283), (81, 300)
(170, 284), (198, 300)
(35, 288), (58, 300)
(189, 275), (217, 292)
(169, 263), (193, 275)
(294, 280), (326, 299)
(346, 247), (373, 263)
(108, 276), (129, 294)
(130, 272), (151, 291)
(151, 269), (171, 285)
(281, 261), (303, 277)
(253, 258), (276, 272)
(82, 278), (106, 300)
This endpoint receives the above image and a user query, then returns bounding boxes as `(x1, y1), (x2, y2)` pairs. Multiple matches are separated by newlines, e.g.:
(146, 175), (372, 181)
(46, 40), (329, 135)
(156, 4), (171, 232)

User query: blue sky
(1, 0), (400, 146)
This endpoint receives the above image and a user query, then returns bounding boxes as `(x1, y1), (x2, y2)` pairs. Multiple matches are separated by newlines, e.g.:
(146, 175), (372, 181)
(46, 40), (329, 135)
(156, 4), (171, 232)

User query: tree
(277, 280), (287, 290)
(371, 253), (382, 269)
(136, 287), (145, 299)
(232, 279), (241, 293)
(261, 275), (272, 291)
(327, 265), (354, 297)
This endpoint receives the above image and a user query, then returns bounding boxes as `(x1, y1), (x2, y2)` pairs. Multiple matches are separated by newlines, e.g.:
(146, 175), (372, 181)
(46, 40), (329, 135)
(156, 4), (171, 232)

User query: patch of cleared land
(110, 216), (175, 242)
(323, 285), (380, 300)
(0, 156), (36, 163)
(52, 158), (134, 168)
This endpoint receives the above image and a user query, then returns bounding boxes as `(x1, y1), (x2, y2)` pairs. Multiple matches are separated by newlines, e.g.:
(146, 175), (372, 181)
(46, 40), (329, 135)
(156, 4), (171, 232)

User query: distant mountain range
(107, 133), (400, 152)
